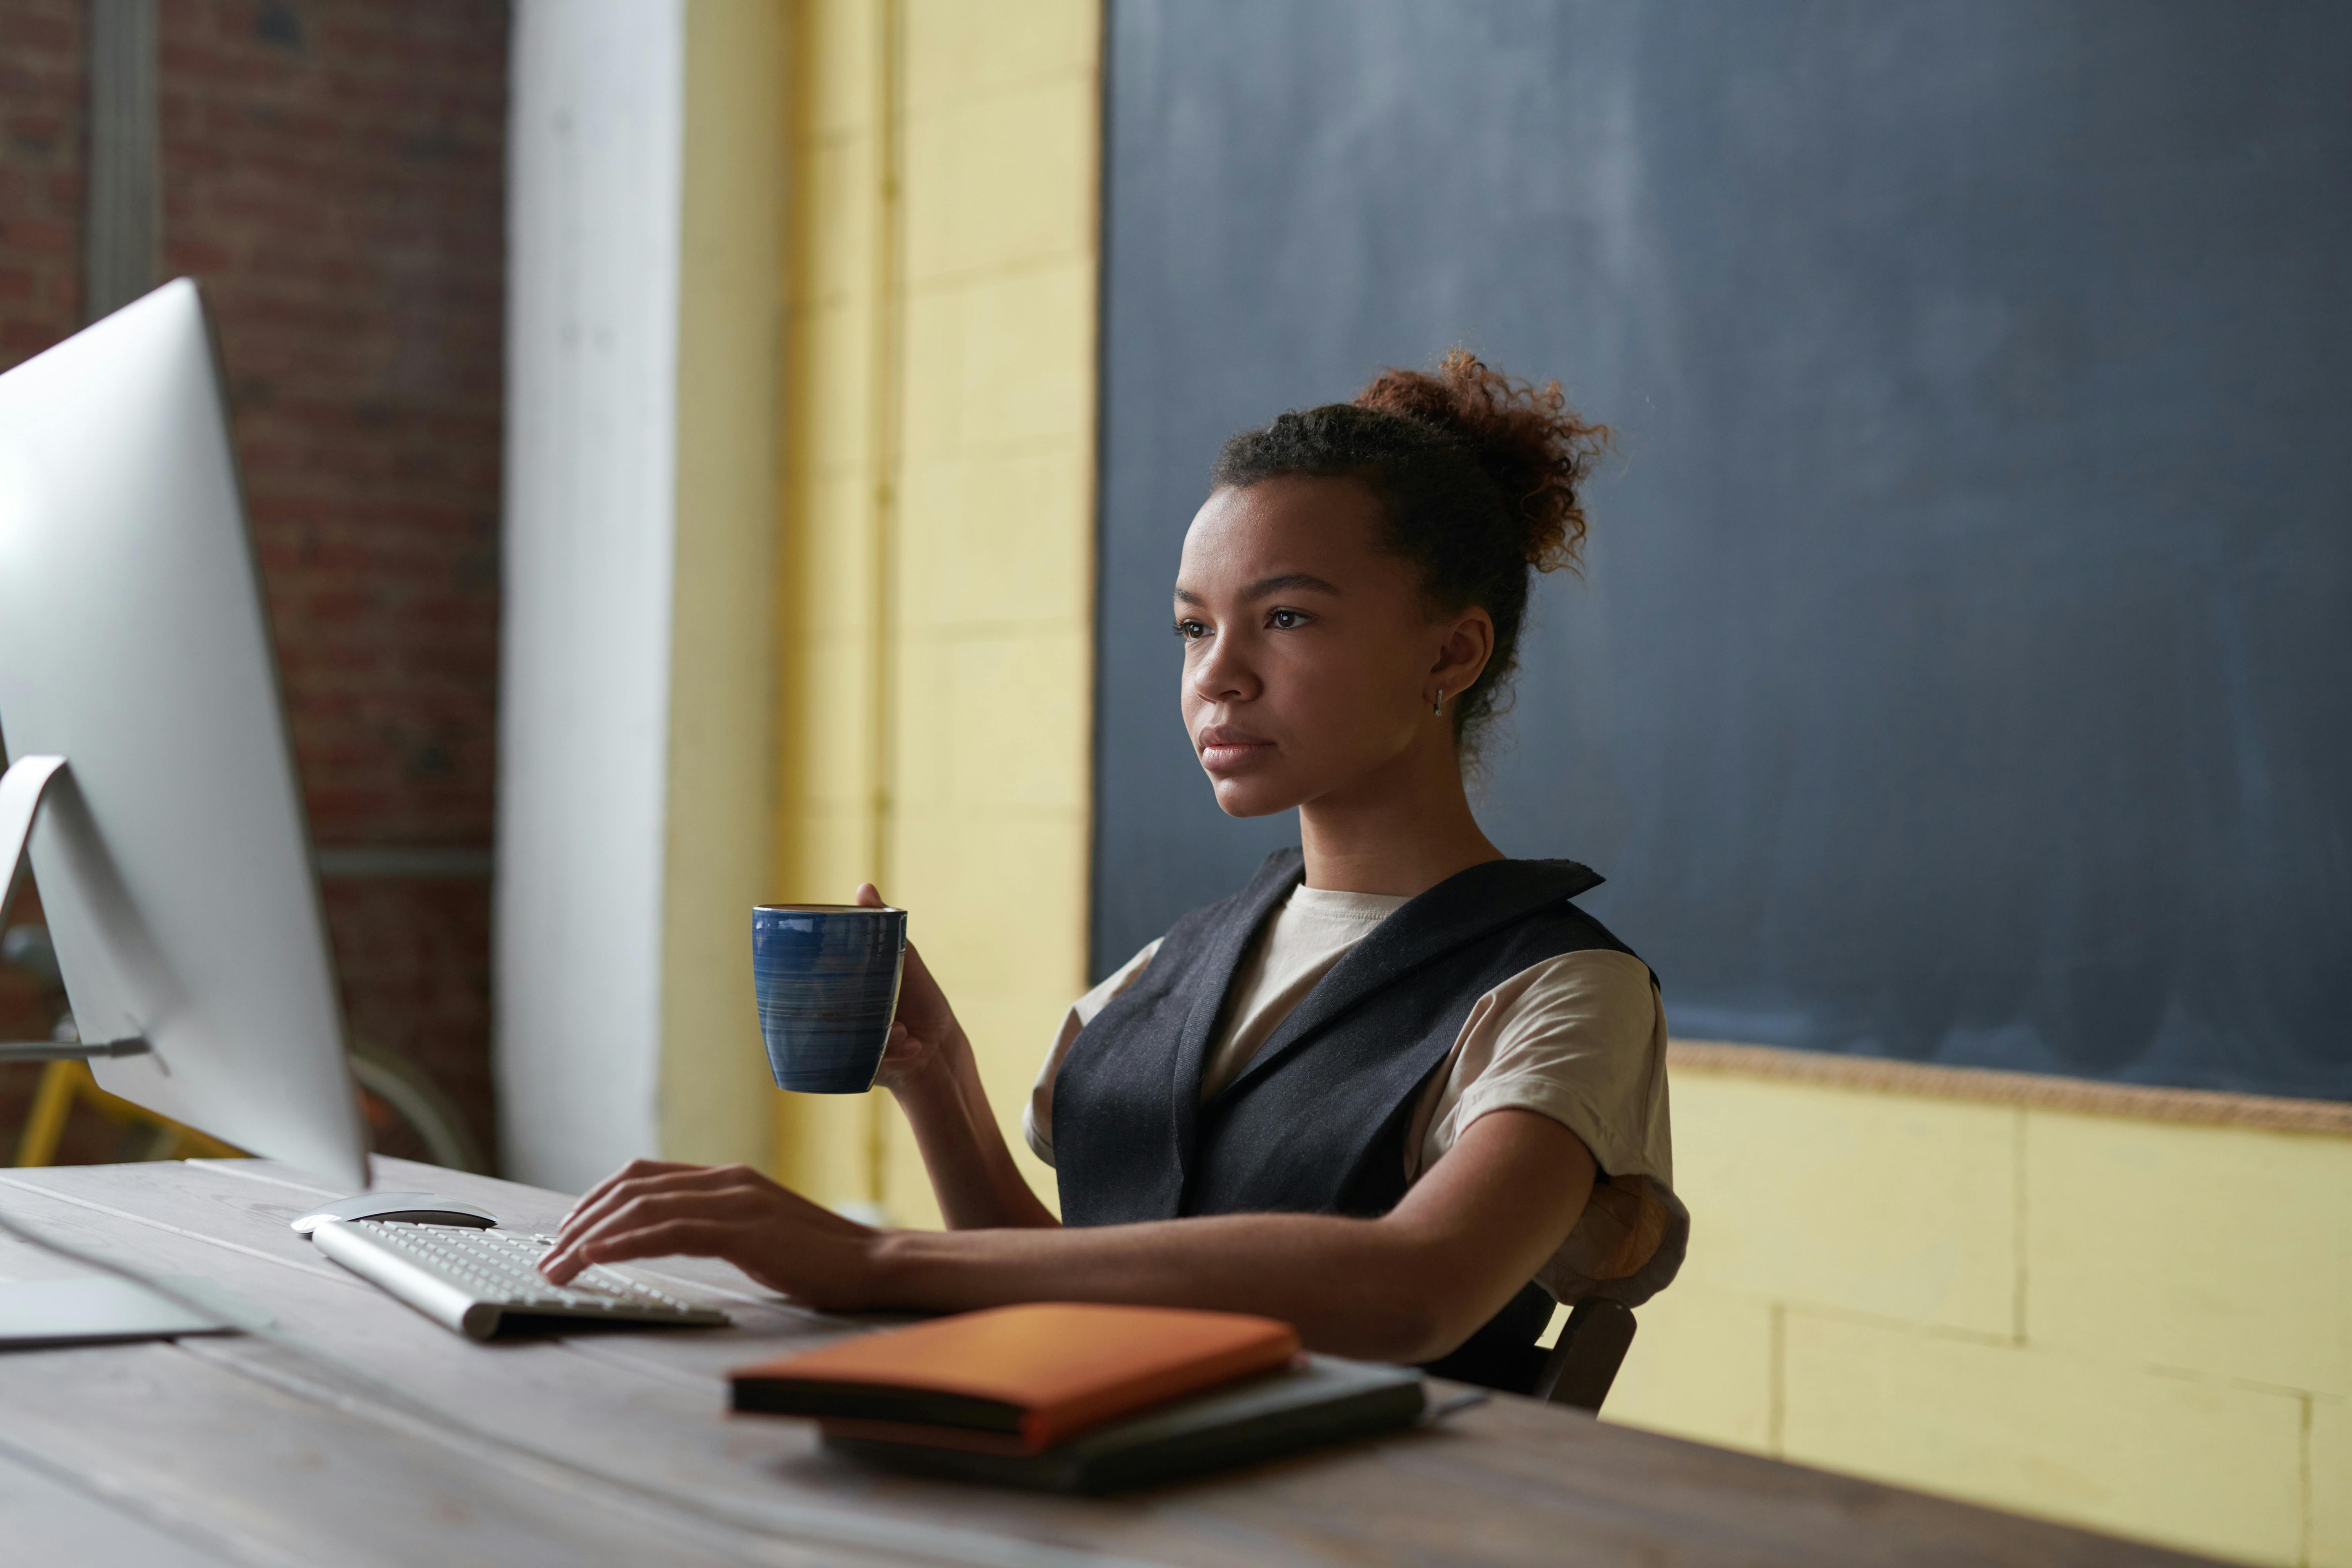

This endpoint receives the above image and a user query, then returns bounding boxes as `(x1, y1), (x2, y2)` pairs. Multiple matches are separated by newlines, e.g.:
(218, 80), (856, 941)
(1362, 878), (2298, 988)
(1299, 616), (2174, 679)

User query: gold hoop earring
(1432, 688), (1445, 717)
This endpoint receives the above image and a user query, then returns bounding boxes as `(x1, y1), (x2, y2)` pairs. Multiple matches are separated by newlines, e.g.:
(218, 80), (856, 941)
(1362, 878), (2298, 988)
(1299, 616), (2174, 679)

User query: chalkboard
(1093, 1), (2352, 1100)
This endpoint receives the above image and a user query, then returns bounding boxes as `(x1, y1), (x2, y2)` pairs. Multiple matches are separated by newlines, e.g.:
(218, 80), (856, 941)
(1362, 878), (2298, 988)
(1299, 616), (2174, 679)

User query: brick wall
(0, 0), (508, 1166)
(0, 0), (92, 1153)
(0, 0), (82, 359)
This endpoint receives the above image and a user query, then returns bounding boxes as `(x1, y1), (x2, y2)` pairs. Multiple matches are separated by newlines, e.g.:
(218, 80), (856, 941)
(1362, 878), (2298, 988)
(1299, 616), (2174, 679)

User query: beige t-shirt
(1022, 885), (1688, 1305)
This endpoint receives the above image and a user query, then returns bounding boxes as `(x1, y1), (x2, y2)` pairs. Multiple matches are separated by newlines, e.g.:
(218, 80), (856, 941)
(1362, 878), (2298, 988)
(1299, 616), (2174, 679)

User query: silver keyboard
(311, 1220), (731, 1341)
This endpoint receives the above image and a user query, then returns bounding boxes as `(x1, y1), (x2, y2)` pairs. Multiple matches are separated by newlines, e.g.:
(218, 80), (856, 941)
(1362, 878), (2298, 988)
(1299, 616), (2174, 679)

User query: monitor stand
(0, 754), (151, 1063)
(0, 753), (277, 1343)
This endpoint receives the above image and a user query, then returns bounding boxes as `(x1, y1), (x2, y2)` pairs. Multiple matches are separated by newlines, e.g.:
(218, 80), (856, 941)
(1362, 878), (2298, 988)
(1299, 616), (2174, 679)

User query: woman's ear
(1429, 606), (1495, 701)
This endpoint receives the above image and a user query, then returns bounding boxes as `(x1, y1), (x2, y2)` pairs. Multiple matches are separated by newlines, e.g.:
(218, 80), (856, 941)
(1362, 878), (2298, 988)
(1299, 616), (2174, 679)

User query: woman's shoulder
(1096, 848), (1309, 987)
(1486, 945), (1656, 1020)
(1071, 935), (1164, 1025)
(1517, 877), (1643, 961)
(1175, 847), (1307, 932)
(1476, 946), (1660, 1042)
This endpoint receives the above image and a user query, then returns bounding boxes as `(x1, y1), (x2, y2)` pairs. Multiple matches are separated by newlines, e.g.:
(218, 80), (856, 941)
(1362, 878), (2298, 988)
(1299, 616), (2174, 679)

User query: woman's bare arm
(541, 1108), (1595, 1364)
(855, 884), (1057, 1230)
(881, 1019), (1058, 1230)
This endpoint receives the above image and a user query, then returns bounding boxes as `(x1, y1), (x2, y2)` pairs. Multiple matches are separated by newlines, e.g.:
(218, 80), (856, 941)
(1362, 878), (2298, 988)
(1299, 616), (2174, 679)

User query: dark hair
(1210, 349), (1610, 750)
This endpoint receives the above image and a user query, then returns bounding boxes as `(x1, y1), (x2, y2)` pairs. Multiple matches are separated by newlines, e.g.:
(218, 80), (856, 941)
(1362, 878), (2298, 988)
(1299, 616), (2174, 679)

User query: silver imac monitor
(0, 279), (369, 1190)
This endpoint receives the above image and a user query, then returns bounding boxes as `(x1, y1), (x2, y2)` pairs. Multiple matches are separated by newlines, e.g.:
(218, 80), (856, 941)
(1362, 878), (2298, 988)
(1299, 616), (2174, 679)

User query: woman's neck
(1297, 737), (1504, 897)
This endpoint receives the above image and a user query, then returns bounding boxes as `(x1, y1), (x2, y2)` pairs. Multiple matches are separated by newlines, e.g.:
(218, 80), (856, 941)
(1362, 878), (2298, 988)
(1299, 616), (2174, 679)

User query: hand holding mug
(853, 883), (964, 1094)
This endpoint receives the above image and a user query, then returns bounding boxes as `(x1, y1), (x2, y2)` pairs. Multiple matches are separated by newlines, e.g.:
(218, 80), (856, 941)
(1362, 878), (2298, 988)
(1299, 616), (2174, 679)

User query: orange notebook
(728, 1303), (1301, 1454)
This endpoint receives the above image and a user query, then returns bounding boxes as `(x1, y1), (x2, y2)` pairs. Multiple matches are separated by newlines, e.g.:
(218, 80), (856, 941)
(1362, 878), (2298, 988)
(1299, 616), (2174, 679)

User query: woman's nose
(1189, 631), (1257, 705)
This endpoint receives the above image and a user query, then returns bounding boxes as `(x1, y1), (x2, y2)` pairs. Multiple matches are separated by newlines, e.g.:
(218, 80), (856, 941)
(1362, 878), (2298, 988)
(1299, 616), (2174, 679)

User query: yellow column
(879, 0), (1099, 1224)
(770, 0), (1099, 1222)
(659, 0), (791, 1170)
(770, 0), (899, 1212)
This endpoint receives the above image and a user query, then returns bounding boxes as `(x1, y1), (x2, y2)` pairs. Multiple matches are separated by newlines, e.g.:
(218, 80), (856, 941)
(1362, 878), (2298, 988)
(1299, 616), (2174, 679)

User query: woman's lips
(1196, 725), (1274, 773)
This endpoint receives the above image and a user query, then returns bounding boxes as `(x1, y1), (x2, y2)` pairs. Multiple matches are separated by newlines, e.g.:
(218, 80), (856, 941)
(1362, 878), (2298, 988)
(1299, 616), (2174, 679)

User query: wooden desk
(0, 1157), (2203, 1566)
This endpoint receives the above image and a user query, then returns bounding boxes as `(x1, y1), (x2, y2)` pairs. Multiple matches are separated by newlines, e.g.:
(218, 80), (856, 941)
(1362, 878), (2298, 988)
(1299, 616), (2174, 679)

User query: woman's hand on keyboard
(539, 1160), (880, 1309)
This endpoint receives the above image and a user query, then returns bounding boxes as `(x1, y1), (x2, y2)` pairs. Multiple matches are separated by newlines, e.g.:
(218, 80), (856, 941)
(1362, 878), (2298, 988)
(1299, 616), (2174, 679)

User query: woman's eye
(1268, 608), (1310, 630)
(1172, 619), (1207, 641)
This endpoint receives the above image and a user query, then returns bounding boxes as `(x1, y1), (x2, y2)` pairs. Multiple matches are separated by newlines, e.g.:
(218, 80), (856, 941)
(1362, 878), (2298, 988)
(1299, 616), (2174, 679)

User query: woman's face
(1174, 475), (1491, 818)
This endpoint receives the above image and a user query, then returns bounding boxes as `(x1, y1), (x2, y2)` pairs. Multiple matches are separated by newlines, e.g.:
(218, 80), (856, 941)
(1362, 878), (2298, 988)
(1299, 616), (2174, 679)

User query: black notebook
(820, 1354), (1426, 1494)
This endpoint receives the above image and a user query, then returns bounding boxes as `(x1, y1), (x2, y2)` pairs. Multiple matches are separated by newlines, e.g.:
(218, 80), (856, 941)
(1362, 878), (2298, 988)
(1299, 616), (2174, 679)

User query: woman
(543, 352), (1686, 1388)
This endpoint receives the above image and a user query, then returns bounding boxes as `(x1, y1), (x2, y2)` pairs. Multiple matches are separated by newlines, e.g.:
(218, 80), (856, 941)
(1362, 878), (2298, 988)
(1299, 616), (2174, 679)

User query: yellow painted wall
(659, 0), (791, 1169)
(1605, 1064), (2350, 1567)
(769, 0), (1098, 1223)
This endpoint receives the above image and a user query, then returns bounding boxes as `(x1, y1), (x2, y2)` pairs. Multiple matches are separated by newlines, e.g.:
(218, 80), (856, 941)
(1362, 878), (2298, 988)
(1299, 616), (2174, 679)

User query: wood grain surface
(0, 1158), (2217, 1566)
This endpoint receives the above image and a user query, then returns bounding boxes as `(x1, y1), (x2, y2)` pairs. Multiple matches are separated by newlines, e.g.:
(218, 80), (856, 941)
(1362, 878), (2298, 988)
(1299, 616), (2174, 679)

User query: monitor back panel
(0, 279), (366, 1188)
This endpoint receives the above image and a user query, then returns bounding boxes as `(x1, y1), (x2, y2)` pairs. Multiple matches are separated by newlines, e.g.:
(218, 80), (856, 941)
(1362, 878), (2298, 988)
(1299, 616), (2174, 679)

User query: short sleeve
(1408, 949), (1687, 1306)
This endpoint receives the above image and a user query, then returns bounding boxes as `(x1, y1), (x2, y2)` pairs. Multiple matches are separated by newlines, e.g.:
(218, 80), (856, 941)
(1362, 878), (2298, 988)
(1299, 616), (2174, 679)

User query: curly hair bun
(1353, 349), (1609, 574)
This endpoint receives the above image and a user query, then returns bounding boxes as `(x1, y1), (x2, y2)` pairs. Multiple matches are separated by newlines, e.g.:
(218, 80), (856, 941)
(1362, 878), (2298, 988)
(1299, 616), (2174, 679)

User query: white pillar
(497, 0), (782, 1192)
(498, 0), (684, 1191)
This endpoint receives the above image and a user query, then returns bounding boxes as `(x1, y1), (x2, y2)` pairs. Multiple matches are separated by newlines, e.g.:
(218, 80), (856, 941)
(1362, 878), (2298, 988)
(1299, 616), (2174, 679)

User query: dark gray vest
(1053, 849), (1642, 1388)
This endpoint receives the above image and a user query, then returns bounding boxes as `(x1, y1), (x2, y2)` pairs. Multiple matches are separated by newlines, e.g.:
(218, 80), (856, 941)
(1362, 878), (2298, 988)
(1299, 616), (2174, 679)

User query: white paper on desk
(0, 1274), (273, 1348)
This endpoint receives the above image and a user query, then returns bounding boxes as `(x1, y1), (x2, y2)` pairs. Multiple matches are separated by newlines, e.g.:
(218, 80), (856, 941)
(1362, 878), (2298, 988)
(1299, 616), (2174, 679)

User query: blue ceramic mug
(751, 904), (907, 1093)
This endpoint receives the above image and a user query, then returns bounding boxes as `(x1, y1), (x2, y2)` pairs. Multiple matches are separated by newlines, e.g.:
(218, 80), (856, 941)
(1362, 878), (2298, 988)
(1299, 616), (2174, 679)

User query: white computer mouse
(289, 1191), (499, 1236)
